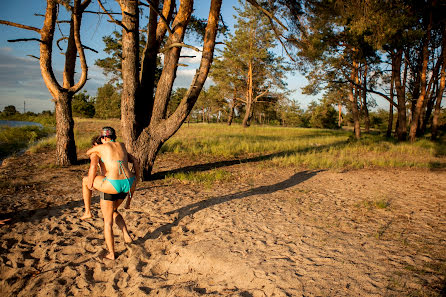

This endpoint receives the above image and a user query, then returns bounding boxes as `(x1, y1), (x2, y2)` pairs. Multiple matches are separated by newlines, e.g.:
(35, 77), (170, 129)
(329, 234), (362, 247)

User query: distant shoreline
(0, 120), (43, 128)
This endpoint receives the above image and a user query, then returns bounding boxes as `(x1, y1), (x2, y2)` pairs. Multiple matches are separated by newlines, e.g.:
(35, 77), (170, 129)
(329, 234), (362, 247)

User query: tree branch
(7, 38), (44, 43)
(0, 20), (41, 33)
(139, 0), (174, 36)
(27, 55), (40, 60)
(57, 37), (68, 51)
(82, 44), (98, 53)
(69, 0), (89, 93)
(57, 0), (72, 12)
(254, 89), (269, 101)
(83, 10), (121, 15)
(332, 79), (398, 108)
(160, 42), (201, 53)
(267, 17), (295, 62)
(97, 0), (126, 30)
(245, 0), (288, 31)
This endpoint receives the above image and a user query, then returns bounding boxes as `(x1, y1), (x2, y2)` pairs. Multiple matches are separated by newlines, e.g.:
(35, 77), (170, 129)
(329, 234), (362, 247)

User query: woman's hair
(101, 126), (117, 140)
(91, 135), (102, 146)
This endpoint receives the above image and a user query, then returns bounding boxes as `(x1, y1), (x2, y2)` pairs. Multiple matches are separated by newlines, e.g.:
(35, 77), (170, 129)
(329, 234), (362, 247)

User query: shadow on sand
(136, 169), (322, 244)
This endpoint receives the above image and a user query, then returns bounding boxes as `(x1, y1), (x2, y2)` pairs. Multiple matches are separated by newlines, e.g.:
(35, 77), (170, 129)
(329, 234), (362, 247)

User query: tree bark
(432, 26), (446, 140)
(228, 103), (235, 125)
(392, 49), (407, 141)
(362, 64), (370, 133)
(126, 0), (222, 179)
(338, 102), (342, 127)
(409, 3), (433, 142)
(120, 0), (140, 150)
(54, 92), (77, 165)
(387, 70), (395, 138)
(349, 60), (361, 139)
(38, 0), (91, 165)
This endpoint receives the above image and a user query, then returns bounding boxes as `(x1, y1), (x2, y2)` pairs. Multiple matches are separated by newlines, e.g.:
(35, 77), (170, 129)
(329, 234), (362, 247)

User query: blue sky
(0, 0), (318, 113)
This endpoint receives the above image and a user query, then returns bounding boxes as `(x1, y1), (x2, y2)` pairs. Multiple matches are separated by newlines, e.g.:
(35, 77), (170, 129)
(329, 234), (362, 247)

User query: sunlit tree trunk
(362, 64), (370, 133)
(409, 3), (433, 142)
(432, 26), (446, 140)
(39, 0), (90, 165)
(387, 71), (395, 138)
(349, 59), (361, 139)
(118, 0), (222, 179)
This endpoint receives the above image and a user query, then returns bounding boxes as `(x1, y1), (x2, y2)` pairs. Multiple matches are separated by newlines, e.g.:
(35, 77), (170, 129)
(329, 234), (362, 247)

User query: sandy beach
(1, 148), (445, 296)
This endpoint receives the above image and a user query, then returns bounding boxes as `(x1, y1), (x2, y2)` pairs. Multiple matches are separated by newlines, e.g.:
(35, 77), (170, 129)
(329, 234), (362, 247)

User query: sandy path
(0, 152), (445, 296)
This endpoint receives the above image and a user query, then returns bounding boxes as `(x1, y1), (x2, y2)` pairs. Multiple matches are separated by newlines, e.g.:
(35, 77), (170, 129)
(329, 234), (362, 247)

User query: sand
(0, 149), (445, 296)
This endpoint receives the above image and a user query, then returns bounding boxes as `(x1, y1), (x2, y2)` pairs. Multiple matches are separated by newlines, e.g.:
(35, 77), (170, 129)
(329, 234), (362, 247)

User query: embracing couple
(81, 126), (140, 261)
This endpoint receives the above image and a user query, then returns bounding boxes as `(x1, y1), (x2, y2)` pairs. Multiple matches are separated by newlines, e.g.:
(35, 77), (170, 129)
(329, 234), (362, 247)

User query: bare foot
(123, 231), (133, 243)
(104, 252), (115, 261)
(80, 212), (92, 220)
(95, 252), (115, 263)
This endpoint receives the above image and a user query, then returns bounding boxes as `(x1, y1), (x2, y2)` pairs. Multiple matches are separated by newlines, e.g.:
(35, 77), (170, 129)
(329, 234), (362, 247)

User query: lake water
(0, 120), (43, 128)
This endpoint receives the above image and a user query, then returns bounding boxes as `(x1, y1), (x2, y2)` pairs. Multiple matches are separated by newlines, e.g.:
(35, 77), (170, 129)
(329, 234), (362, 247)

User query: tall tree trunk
(54, 93), (77, 165)
(362, 64), (370, 133)
(432, 26), (446, 140)
(392, 49), (407, 141)
(242, 59), (254, 127)
(39, 0), (90, 165)
(349, 59), (361, 139)
(387, 71), (395, 138)
(242, 101), (253, 127)
(129, 0), (222, 179)
(228, 103), (235, 125)
(338, 102), (343, 127)
(409, 3), (432, 142)
(420, 86), (436, 134)
(120, 0), (140, 150)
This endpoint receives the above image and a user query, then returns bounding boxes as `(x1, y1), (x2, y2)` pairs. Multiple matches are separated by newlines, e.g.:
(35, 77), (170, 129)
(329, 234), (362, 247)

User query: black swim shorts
(100, 192), (128, 201)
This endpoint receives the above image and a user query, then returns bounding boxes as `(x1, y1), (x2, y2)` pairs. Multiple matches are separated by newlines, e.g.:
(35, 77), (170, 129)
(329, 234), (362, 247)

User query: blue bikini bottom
(103, 176), (135, 194)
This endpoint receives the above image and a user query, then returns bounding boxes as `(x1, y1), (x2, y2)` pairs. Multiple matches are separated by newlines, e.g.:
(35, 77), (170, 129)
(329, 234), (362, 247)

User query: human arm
(87, 153), (100, 190)
(127, 153), (141, 181)
(125, 153), (140, 209)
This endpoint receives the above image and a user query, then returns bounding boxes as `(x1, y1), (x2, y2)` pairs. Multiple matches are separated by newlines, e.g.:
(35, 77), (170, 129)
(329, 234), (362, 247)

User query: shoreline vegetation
(0, 125), (54, 162)
(2, 117), (444, 173)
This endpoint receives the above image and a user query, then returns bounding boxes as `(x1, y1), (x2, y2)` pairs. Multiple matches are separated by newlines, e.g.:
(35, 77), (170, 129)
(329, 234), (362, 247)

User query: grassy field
(23, 119), (446, 171)
(161, 123), (445, 170)
(0, 125), (53, 160)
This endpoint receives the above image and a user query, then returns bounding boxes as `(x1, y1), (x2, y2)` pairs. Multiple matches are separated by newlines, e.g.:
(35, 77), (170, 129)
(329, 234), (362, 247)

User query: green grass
(160, 123), (445, 170)
(27, 117), (121, 154)
(0, 126), (54, 159)
(357, 198), (391, 210)
(166, 168), (232, 187)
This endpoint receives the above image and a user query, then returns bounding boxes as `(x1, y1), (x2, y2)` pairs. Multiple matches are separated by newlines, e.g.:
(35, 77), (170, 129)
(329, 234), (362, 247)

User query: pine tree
(211, 0), (289, 127)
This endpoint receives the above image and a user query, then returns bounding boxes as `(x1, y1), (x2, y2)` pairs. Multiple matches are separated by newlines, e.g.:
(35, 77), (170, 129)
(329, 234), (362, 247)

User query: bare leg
(124, 182), (136, 209)
(113, 204), (133, 243)
(100, 199), (115, 260)
(81, 177), (93, 220)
